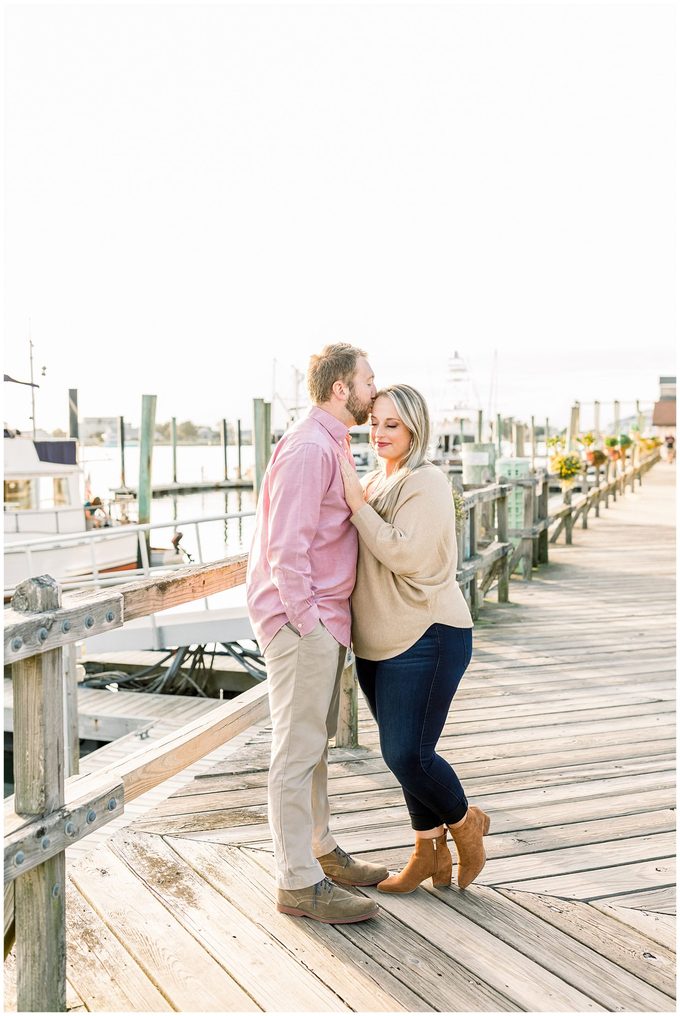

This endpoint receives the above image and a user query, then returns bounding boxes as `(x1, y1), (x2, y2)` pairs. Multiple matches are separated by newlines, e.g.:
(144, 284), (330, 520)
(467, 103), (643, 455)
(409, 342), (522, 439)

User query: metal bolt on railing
(15, 852), (25, 866)
(41, 836), (50, 850)
(86, 810), (97, 824)
(105, 610), (115, 623)
(52, 884), (61, 898)
(84, 616), (95, 629)
(38, 628), (49, 642)
(11, 638), (22, 652)
(65, 821), (76, 836)
(61, 620), (71, 633)
(107, 798), (118, 811)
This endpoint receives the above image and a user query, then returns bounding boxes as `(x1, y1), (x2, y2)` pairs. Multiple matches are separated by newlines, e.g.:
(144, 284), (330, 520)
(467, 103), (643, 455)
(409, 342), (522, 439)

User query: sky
(3, 0), (676, 436)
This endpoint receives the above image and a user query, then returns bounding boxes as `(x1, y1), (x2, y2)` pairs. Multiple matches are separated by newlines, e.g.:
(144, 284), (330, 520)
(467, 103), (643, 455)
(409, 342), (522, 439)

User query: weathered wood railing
(3, 444), (661, 1010)
(456, 445), (661, 618)
(3, 555), (268, 1011)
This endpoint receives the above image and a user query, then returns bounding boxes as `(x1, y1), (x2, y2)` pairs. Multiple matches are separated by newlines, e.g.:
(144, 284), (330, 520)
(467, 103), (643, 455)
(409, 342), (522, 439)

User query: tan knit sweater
(350, 463), (473, 661)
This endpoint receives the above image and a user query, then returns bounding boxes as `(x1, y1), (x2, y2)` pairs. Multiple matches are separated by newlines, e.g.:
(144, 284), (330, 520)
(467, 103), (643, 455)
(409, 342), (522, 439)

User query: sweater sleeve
(350, 471), (453, 576)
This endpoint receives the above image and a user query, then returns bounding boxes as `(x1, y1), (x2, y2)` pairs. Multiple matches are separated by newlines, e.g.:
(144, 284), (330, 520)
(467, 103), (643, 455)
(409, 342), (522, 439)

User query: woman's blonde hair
(366, 384), (431, 519)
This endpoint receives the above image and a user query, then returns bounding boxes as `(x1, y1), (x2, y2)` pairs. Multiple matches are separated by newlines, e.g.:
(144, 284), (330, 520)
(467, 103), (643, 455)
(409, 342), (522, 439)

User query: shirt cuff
(288, 603), (320, 637)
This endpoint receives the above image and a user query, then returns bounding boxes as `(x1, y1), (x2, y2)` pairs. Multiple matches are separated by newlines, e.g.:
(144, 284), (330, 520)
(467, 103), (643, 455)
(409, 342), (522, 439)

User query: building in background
(652, 376), (676, 439)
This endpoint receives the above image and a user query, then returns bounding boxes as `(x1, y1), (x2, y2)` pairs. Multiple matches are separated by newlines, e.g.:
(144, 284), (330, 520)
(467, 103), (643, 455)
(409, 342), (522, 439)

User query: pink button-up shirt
(246, 406), (358, 651)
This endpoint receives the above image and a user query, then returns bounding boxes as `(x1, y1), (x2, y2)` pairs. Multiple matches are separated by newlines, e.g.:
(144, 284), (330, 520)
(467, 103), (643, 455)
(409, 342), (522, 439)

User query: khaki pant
(264, 621), (346, 889)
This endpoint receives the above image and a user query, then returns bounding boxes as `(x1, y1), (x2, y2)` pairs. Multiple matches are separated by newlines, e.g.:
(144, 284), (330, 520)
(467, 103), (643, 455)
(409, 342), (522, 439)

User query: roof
(652, 400), (676, 426)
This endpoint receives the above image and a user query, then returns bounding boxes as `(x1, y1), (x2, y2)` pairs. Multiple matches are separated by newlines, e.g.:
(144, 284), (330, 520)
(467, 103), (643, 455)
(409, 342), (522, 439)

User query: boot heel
(432, 877), (451, 889)
(483, 814), (491, 835)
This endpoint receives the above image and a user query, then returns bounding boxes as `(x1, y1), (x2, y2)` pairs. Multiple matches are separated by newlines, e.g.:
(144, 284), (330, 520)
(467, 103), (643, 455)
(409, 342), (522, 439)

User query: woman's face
(370, 395), (412, 465)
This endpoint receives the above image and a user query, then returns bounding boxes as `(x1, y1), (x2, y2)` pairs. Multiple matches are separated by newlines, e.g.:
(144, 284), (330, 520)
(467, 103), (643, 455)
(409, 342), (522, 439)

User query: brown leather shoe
(276, 877), (379, 923)
(377, 832), (452, 893)
(316, 845), (388, 886)
(448, 805), (491, 889)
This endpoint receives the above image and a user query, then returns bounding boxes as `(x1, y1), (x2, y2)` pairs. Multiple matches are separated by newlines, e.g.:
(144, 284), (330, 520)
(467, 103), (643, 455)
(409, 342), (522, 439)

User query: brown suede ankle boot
(377, 832), (452, 894)
(448, 805), (491, 889)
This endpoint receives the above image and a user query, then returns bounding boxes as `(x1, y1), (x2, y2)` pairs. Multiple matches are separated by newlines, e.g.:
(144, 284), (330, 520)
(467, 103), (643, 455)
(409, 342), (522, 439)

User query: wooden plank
(166, 835), (511, 1012)
(498, 891), (675, 997)
(4, 588), (123, 664)
(109, 829), (354, 1012)
(592, 901), (676, 952)
(421, 882), (674, 1010)
(121, 553), (248, 621)
(597, 887), (676, 915)
(495, 857), (675, 901)
(481, 831), (676, 887)
(63, 883), (170, 1011)
(69, 844), (258, 1011)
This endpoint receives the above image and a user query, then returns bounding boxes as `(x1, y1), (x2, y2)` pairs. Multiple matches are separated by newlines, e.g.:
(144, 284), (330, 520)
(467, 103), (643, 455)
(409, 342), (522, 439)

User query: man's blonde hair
(307, 343), (367, 404)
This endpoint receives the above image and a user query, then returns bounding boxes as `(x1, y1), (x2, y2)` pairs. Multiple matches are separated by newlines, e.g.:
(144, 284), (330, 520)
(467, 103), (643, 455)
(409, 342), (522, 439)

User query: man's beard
(346, 385), (372, 425)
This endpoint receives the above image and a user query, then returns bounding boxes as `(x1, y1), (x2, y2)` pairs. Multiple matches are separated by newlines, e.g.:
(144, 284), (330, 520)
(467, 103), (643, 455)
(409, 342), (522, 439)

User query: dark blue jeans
(356, 623), (472, 830)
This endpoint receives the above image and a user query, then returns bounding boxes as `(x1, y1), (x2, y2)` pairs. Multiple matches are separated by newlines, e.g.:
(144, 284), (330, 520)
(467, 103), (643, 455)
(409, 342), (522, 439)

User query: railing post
(497, 489), (509, 603)
(537, 474), (549, 564)
(469, 505), (479, 617)
(581, 468), (589, 529)
(594, 465), (601, 517)
(11, 576), (67, 1012)
(564, 488), (574, 545)
(521, 481), (533, 579)
(336, 651), (358, 748)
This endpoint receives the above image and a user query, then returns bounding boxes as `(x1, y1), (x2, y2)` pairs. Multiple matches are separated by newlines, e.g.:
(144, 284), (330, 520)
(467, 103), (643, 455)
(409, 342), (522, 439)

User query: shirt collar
(308, 405), (350, 444)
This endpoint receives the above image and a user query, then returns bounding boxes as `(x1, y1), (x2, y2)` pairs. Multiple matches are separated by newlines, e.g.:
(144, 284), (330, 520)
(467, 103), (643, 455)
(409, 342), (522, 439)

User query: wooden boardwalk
(5, 463), (676, 1011)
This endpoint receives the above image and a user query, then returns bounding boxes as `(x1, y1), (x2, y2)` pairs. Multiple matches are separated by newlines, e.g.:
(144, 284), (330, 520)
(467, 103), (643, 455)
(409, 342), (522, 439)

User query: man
(246, 343), (387, 923)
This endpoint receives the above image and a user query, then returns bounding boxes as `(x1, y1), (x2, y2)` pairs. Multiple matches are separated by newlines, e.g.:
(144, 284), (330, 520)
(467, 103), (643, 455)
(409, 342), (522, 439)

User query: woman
(338, 384), (490, 893)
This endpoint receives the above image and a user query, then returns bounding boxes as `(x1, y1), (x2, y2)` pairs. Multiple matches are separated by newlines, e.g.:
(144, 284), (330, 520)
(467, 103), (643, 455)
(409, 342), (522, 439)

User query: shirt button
(297, 624), (302, 629)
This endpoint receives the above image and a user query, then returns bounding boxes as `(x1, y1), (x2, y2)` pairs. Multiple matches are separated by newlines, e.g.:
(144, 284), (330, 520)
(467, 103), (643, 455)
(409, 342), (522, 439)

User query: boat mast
(28, 323), (37, 440)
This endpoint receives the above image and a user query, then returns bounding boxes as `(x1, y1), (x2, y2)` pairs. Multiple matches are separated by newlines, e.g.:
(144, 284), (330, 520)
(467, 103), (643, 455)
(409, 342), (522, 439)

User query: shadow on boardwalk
(7, 465), (676, 1011)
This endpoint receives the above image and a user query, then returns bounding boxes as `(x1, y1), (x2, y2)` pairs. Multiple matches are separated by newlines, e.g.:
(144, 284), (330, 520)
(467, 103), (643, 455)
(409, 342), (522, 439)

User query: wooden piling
(496, 413), (503, 457)
(117, 416), (126, 489)
(12, 576), (67, 1012)
(137, 395), (157, 562)
(567, 403), (580, 451)
(236, 419), (243, 479)
(68, 389), (78, 442)
(171, 417), (178, 484)
(513, 423), (525, 457)
(476, 409), (483, 443)
(530, 417), (536, 469)
(253, 399), (272, 498)
(221, 419), (229, 482)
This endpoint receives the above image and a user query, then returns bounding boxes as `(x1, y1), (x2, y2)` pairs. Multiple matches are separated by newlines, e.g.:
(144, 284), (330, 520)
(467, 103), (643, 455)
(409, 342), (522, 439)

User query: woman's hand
(337, 454), (367, 514)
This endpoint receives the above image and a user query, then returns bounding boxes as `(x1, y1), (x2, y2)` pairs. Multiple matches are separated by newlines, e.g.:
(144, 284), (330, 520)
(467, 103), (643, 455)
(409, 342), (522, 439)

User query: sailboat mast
(29, 323), (37, 440)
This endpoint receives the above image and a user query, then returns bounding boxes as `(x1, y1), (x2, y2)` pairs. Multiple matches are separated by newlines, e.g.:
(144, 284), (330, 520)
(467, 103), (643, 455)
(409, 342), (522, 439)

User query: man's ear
(331, 379), (347, 401)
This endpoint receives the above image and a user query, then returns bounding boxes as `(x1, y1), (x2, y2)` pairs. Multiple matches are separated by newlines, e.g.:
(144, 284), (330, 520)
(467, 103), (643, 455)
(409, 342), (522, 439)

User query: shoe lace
(314, 877), (335, 898)
(332, 845), (353, 868)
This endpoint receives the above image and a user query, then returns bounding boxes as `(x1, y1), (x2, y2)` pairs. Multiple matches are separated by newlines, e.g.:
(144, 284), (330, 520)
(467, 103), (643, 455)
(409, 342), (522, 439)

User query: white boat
(4, 429), (140, 592)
